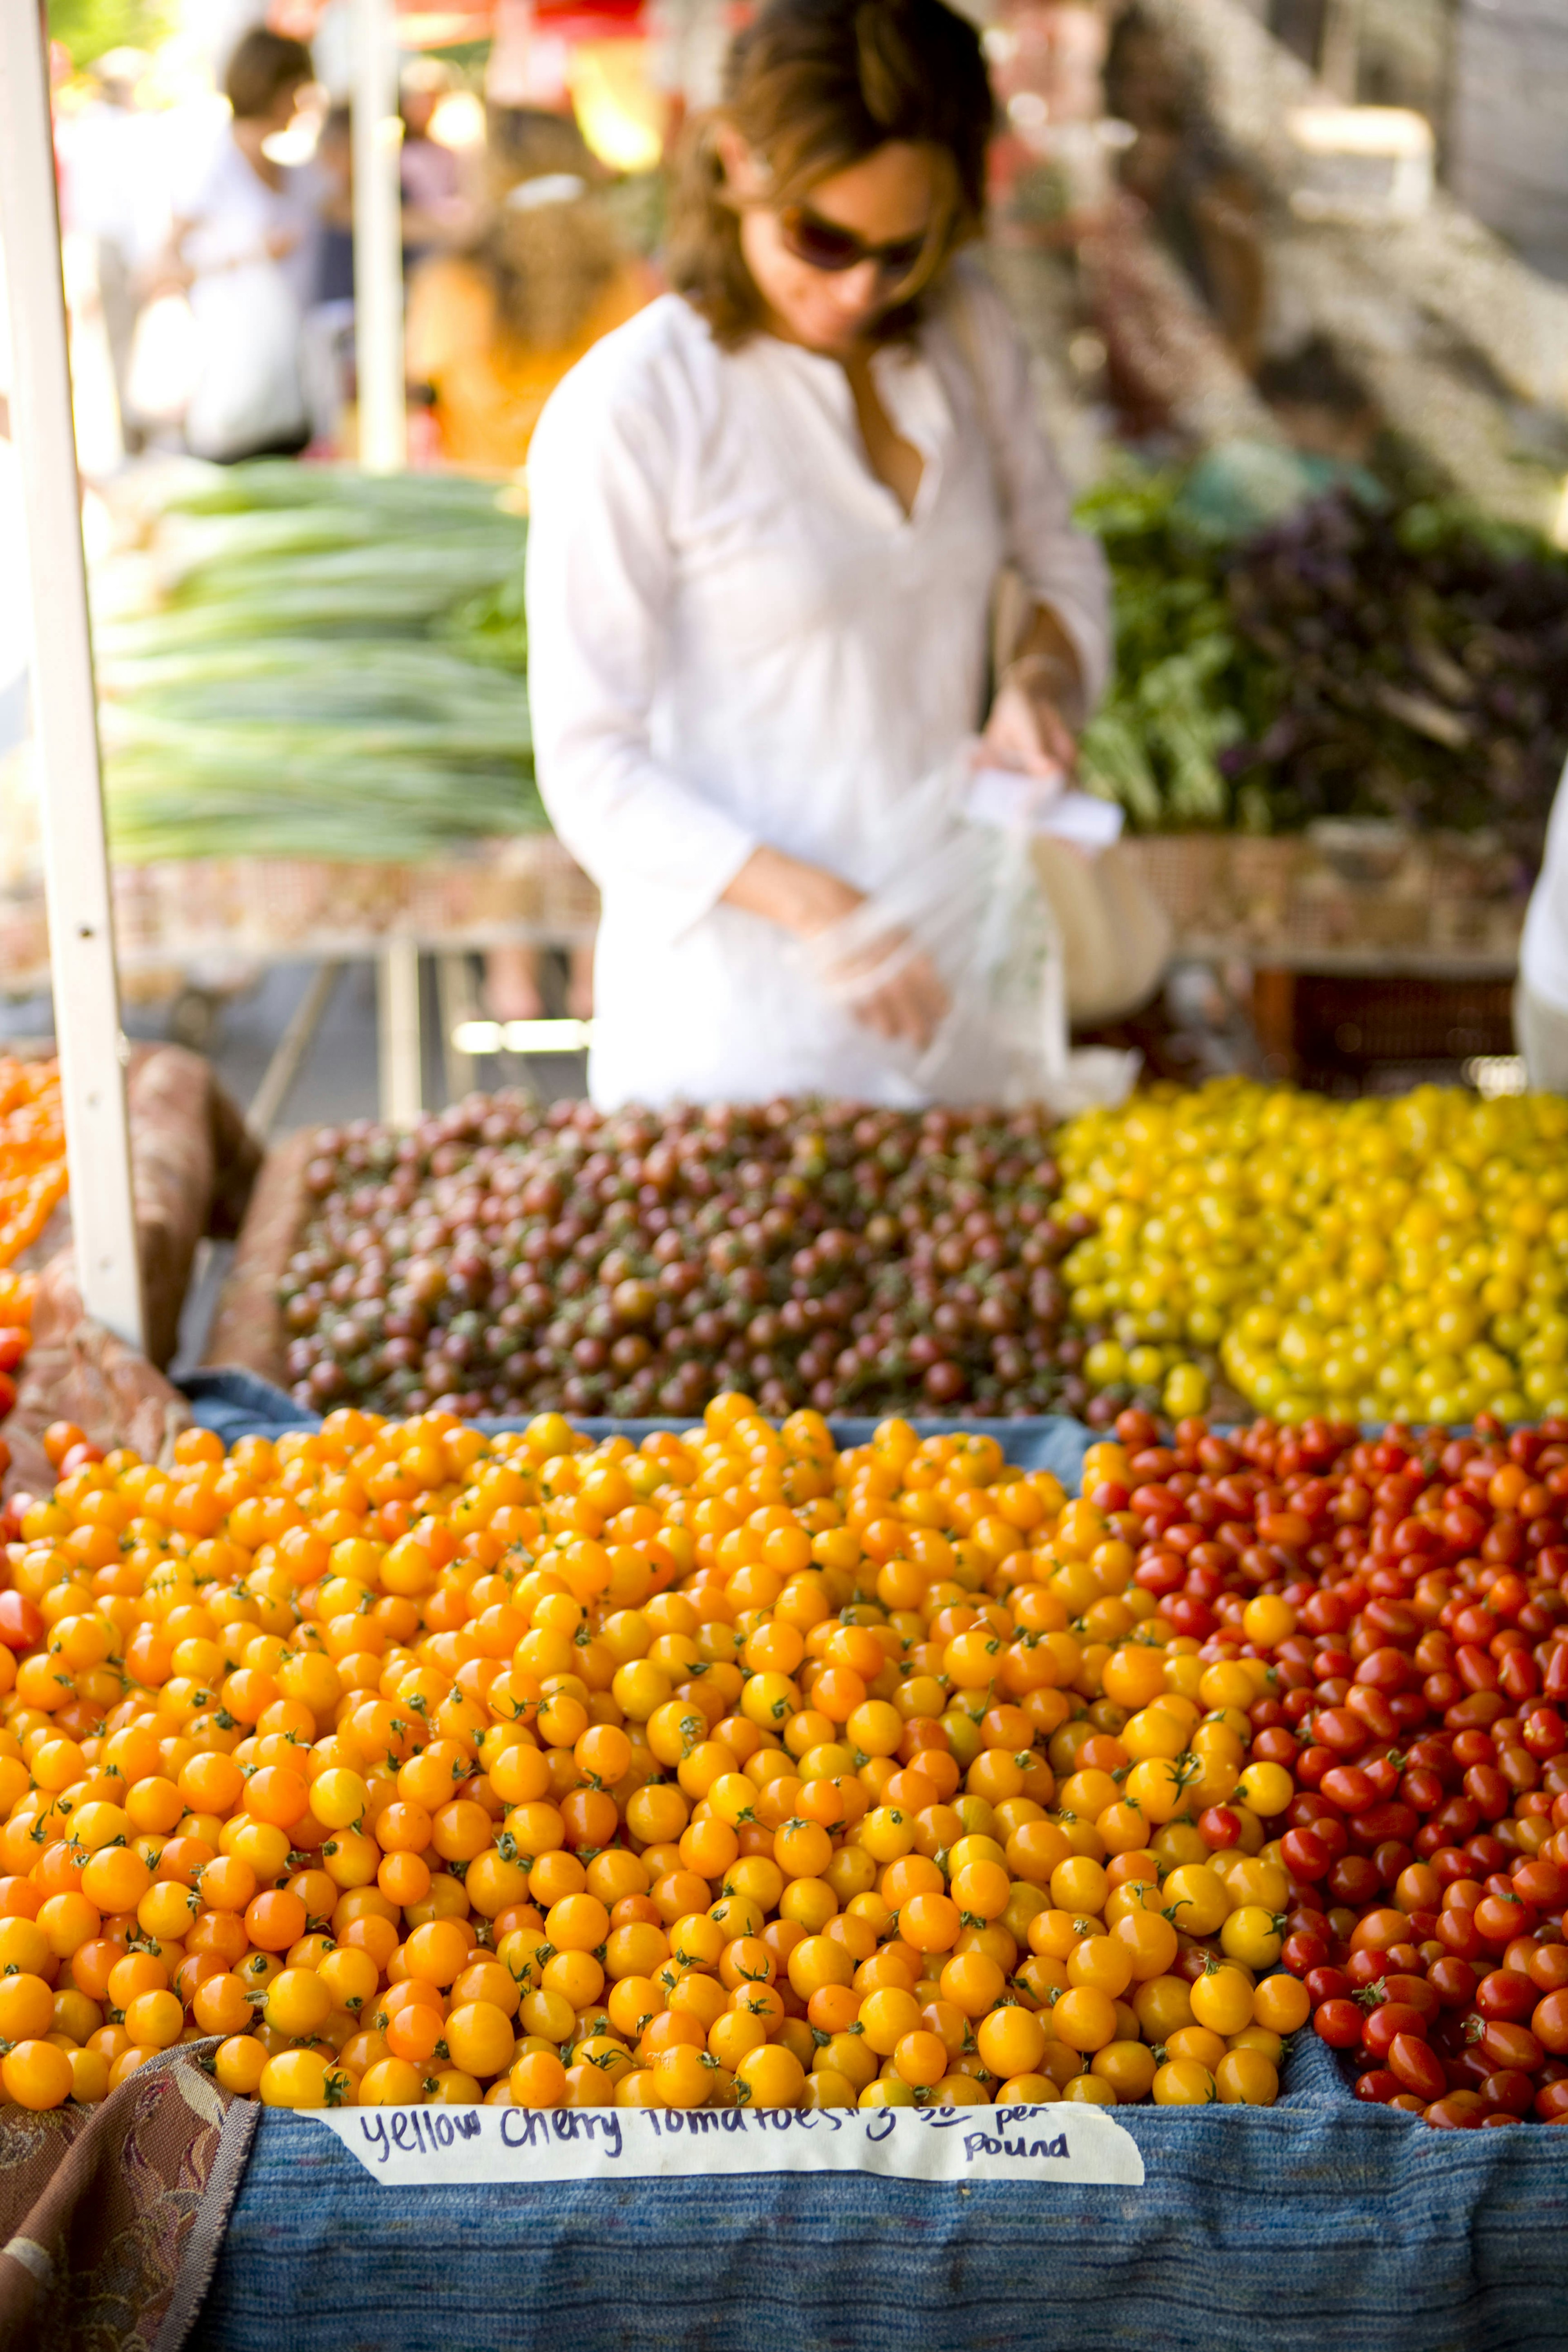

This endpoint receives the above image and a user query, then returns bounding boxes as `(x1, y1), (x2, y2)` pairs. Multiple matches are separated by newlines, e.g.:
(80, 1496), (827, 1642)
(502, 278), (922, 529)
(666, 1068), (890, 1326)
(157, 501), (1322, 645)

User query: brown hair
(670, 0), (994, 347)
(224, 28), (313, 124)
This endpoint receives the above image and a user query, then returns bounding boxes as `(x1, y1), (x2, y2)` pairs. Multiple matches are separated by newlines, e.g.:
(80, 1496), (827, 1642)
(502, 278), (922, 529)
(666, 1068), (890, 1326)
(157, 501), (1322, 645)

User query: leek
(95, 462), (541, 865)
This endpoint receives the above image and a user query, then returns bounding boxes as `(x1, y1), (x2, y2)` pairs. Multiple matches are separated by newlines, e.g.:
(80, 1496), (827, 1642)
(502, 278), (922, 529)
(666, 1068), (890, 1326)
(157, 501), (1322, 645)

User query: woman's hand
(828, 933), (951, 1050)
(723, 845), (950, 1052)
(724, 845), (862, 936)
(978, 652), (1078, 781)
(980, 606), (1087, 781)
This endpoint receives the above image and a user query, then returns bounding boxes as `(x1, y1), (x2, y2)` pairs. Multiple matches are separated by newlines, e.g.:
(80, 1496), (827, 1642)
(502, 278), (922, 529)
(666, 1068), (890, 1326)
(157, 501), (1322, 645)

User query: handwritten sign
(312, 2102), (1144, 2188)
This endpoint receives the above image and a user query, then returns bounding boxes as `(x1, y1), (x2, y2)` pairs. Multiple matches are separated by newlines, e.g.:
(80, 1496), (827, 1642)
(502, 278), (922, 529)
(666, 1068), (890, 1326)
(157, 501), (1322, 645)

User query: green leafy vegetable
(94, 464), (538, 864)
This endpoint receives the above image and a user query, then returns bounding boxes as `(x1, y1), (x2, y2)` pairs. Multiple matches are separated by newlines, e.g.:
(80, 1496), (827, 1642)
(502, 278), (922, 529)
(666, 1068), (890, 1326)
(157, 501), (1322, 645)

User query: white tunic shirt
(177, 132), (321, 459)
(1522, 758), (1568, 1017)
(525, 265), (1111, 1109)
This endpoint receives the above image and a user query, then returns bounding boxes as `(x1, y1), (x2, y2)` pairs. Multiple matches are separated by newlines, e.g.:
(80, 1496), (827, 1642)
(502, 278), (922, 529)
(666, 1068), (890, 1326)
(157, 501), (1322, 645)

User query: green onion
(95, 464), (540, 864)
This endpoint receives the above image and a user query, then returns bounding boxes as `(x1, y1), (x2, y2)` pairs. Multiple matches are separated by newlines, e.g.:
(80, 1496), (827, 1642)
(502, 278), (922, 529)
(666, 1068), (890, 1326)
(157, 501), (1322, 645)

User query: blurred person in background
(164, 28), (321, 462)
(299, 103), (356, 448)
(400, 60), (474, 265)
(408, 109), (657, 1022)
(405, 108), (656, 475)
(312, 103), (357, 309)
(58, 49), (156, 454)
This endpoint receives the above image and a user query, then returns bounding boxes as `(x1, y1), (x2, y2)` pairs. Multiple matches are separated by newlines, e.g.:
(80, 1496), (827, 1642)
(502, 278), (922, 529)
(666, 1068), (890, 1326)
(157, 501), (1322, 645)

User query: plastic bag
(798, 755), (1138, 1111)
(185, 260), (306, 462)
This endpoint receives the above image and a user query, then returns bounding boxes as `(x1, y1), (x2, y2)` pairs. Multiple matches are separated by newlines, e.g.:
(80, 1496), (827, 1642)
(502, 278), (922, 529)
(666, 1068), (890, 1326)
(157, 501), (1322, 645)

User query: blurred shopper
(405, 109), (655, 475)
(167, 28), (321, 462)
(299, 103), (356, 448)
(312, 103), (357, 308)
(59, 49), (156, 453)
(400, 61), (473, 264)
(1518, 758), (1568, 1091)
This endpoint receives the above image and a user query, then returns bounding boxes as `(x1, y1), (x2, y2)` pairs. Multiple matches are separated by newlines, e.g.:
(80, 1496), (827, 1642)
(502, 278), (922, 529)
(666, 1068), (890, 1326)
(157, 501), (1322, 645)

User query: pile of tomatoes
(0, 1403), (1317, 2118)
(0, 1058), (67, 1275)
(5, 1389), (1567, 2131)
(1058, 1079), (1568, 1431)
(0, 1272), (34, 1449)
(1108, 1403), (1568, 2126)
(0, 1053), (56, 1437)
(0, 1050), (61, 1457)
(280, 1097), (1156, 1429)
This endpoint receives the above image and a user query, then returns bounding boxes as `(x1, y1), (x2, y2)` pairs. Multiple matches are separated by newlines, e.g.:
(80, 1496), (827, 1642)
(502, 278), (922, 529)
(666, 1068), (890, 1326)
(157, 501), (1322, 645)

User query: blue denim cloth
(180, 1371), (1100, 1491)
(192, 2034), (1568, 2352)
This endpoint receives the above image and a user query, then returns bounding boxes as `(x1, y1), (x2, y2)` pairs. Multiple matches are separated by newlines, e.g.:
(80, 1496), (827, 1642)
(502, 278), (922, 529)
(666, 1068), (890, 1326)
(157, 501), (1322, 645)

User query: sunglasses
(776, 204), (932, 287)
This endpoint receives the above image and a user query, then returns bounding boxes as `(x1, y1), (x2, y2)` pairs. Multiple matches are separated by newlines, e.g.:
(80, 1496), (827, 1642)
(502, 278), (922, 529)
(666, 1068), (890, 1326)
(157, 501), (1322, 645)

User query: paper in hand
(967, 766), (1125, 858)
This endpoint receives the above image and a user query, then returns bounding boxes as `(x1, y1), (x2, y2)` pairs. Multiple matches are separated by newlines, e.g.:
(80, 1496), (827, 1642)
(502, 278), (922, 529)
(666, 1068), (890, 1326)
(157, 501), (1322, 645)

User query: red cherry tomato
(1314, 1999), (1364, 2050)
(1281, 1828), (1334, 1883)
(1436, 1908), (1484, 1962)
(1363, 2002), (1428, 2060)
(1475, 1895), (1536, 1946)
(1380, 1974), (1440, 2024)
(1479, 2069), (1536, 2117)
(1388, 2033), (1447, 2103)
(1529, 1991), (1568, 2057)
(0, 1594), (42, 1651)
(1479, 2020), (1544, 2074)
(1476, 1969), (1539, 2023)
(1529, 1946), (1568, 1996)
(1321, 1766), (1376, 1813)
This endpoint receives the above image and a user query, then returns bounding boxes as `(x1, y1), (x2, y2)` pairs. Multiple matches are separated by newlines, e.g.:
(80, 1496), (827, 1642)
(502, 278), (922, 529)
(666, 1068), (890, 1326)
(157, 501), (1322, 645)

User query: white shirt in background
(526, 265), (1111, 1110)
(1522, 757), (1568, 1015)
(59, 100), (159, 261)
(177, 129), (321, 457)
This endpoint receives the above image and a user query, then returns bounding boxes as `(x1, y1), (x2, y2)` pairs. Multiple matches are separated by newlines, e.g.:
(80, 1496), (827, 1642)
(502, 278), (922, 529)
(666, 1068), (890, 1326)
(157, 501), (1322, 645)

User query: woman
(170, 29), (321, 464)
(526, 0), (1110, 1108)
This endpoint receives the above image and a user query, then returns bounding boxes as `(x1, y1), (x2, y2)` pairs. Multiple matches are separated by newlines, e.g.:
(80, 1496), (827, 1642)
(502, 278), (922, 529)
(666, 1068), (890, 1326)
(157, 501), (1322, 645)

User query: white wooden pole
(350, 0), (422, 1115)
(377, 941), (424, 1127)
(352, 0), (406, 472)
(0, 1), (144, 1352)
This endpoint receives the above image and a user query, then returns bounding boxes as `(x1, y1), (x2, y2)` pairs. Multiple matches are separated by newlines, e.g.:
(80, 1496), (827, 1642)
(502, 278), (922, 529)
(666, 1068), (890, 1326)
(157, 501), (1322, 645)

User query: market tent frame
(0, 0), (144, 1351)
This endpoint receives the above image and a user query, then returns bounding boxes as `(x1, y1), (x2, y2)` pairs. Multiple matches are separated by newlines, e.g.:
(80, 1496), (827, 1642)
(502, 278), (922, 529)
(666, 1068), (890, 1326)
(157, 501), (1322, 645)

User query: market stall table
(85, 1380), (1561, 2352)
